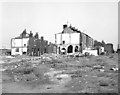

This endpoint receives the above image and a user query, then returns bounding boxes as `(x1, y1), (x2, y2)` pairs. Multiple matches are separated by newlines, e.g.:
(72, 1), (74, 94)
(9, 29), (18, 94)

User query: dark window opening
(24, 44), (26, 47)
(44, 48), (47, 53)
(67, 45), (73, 53)
(34, 48), (36, 55)
(16, 48), (19, 52)
(38, 48), (40, 56)
(75, 46), (79, 52)
(62, 41), (65, 44)
(23, 52), (27, 55)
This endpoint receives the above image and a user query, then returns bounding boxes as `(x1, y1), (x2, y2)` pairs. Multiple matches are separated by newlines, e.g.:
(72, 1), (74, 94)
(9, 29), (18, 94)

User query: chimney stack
(41, 36), (44, 40)
(29, 31), (33, 37)
(63, 24), (67, 29)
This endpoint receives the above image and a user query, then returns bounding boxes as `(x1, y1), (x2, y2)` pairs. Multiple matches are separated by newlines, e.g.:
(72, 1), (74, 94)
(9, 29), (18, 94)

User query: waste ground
(1, 53), (119, 93)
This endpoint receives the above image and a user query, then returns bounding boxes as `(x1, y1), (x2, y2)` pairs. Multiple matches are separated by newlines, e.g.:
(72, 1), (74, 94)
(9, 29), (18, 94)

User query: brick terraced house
(11, 29), (56, 56)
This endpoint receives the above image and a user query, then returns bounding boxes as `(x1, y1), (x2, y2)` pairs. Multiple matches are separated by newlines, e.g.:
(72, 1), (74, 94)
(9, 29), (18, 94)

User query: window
(62, 41), (65, 44)
(16, 48), (19, 52)
(24, 44), (26, 47)
(67, 45), (73, 53)
(75, 46), (79, 52)
(23, 52), (27, 55)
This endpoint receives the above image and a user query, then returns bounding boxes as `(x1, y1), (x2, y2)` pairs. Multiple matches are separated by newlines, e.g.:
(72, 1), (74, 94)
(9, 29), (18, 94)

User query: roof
(14, 33), (30, 39)
(14, 36), (29, 39)
(57, 27), (81, 34)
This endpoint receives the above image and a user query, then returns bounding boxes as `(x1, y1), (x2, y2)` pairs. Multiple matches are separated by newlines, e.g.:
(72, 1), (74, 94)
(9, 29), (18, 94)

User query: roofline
(12, 36), (30, 39)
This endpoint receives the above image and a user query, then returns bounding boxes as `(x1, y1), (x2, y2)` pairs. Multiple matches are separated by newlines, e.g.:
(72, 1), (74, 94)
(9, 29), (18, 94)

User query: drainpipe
(55, 34), (57, 54)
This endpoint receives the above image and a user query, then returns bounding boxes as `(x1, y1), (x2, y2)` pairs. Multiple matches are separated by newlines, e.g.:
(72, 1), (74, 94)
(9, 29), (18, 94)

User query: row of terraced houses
(11, 24), (114, 56)
(11, 29), (56, 56)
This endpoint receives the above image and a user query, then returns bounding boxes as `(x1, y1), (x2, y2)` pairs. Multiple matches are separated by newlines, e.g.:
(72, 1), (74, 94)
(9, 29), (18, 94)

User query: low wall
(83, 50), (98, 56)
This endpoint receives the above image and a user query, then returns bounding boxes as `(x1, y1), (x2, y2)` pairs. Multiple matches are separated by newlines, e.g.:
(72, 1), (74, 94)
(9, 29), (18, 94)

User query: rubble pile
(1, 53), (118, 93)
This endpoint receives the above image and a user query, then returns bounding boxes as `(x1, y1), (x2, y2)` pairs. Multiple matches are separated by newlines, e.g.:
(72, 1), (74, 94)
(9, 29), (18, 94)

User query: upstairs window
(62, 41), (65, 44)
(24, 44), (26, 47)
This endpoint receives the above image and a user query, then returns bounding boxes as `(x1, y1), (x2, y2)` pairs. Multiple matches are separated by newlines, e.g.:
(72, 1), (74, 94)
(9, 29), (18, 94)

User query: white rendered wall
(101, 47), (104, 53)
(11, 38), (29, 55)
(22, 47), (27, 52)
(56, 33), (80, 45)
(12, 39), (22, 47)
(71, 33), (80, 44)
(12, 38), (29, 47)
(61, 33), (70, 44)
(56, 34), (61, 45)
(22, 38), (29, 47)
(11, 48), (16, 55)
(83, 50), (98, 56)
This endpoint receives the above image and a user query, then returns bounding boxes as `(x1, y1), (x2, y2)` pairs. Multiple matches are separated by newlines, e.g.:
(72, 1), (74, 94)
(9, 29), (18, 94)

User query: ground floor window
(16, 48), (19, 52)
(61, 48), (66, 55)
(75, 46), (79, 52)
(23, 52), (27, 55)
(67, 45), (73, 53)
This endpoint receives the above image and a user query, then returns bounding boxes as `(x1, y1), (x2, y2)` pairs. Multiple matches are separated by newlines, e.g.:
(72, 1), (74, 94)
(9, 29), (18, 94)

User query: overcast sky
(0, 1), (118, 50)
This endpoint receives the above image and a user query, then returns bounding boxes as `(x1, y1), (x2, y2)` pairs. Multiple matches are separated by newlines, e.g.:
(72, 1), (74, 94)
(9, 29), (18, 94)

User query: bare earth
(1, 53), (119, 93)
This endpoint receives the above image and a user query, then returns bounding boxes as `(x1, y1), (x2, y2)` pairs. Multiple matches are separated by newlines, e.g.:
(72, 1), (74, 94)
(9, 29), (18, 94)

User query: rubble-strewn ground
(1, 53), (119, 93)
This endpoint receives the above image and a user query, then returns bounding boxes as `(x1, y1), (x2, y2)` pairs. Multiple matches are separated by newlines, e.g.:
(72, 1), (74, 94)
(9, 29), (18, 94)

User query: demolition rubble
(1, 53), (118, 93)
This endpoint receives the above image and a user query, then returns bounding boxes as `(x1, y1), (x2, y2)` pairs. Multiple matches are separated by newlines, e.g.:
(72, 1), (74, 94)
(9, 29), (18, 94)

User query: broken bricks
(2, 53), (118, 93)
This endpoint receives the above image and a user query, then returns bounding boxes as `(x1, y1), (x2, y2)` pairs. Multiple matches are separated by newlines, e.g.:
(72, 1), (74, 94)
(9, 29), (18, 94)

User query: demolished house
(104, 43), (114, 54)
(0, 49), (11, 56)
(11, 29), (56, 56)
(55, 24), (95, 55)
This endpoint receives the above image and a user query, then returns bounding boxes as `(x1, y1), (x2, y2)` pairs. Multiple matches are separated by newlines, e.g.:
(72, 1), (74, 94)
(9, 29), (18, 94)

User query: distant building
(11, 29), (55, 56)
(27, 36), (48, 56)
(11, 29), (30, 55)
(104, 43), (114, 53)
(0, 49), (11, 55)
(117, 44), (120, 53)
(48, 42), (57, 54)
(55, 24), (94, 55)
(94, 40), (106, 55)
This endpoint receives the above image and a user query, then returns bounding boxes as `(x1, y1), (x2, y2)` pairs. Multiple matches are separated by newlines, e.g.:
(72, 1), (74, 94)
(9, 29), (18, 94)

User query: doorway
(67, 45), (73, 53)
(75, 46), (79, 52)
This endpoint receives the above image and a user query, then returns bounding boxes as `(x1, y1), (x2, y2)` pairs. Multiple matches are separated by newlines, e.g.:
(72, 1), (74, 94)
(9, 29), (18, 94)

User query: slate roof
(58, 25), (81, 34)
(14, 33), (30, 39)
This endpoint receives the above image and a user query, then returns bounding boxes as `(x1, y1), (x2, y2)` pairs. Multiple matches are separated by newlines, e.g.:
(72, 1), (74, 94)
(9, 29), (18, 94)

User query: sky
(0, 0), (118, 50)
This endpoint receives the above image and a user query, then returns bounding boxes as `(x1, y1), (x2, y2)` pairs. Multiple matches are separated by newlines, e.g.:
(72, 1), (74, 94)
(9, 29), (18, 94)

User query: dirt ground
(1, 53), (119, 93)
